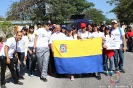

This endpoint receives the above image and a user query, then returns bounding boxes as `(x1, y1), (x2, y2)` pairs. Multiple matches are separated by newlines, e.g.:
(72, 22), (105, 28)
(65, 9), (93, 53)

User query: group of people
(0, 19), (128, 88)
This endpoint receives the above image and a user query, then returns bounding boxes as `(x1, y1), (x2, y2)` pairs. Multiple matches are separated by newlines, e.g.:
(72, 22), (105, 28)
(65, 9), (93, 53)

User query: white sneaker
(70, 75), (75, 81)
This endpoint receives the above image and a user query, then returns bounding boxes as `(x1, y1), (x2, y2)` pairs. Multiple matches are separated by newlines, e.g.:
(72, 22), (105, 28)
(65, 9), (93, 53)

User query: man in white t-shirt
(0, 32), (23, 88)
(111, 20), (126, 73)
(34, 23), (51, 82)
(49, 25), (66, 77)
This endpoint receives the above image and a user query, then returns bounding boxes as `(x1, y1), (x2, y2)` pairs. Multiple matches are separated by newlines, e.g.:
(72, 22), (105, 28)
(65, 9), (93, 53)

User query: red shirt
(126, 31), (133, 38)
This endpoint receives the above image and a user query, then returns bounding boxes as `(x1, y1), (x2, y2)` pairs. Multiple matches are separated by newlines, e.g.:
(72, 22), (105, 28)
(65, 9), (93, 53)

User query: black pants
(0, 57), (18, 85)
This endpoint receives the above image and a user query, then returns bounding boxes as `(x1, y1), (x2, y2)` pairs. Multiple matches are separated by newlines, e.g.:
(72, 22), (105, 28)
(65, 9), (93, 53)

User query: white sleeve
(49, 35), (54, 44)
(24, 36), (29, 56)
(5, 38), (12, 47)
(121, 28), (125, 35)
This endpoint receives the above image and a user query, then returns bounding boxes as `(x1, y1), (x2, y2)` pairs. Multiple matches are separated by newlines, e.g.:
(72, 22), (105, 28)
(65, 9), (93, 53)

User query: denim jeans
(114, 44), (124, 71)
(36, 47), (50, 78)
(27, 47), (37, 74)
(104, 55), (113, 71)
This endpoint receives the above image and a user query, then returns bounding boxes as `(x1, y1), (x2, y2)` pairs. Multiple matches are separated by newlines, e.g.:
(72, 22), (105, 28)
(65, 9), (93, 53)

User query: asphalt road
(4, 51), (133, 88)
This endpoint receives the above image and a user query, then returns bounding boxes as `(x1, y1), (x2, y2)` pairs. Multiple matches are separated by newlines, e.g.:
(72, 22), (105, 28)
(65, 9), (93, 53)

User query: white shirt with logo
(0, 37), (17, 58)
(92, 32), (104, 38)
(36, 28), (51, 47)
(28, 33), (35, 47)
(111, 27), (125, 44)
(78, 31), (89, 39)
(49, 32), (66, 44)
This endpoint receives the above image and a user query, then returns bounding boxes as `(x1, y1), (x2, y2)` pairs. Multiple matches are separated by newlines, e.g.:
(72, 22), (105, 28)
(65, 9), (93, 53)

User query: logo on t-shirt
(60, 44), (67, 53)
(41, 34), (45, 37)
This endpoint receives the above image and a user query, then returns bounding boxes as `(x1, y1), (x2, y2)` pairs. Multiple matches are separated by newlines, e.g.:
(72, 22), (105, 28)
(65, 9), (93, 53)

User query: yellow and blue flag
(53, 38), (103, 74)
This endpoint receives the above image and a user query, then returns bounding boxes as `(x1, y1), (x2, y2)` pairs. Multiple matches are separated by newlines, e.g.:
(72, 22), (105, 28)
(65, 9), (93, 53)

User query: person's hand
(77, 34), (81, 39)
(33, 48), (36, 53)
(29, 50), (33, 55)
(123, 46), (126, 52)
(6, 58), (10, 64)
(18, 59), (21, 64)
(24, 56), (27, 60)
(103, 45), (108, 49)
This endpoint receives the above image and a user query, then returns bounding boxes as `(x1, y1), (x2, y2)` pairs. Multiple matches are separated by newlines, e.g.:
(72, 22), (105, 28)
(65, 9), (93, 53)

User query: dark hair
(0, 37), (3, 42)
(104, 27), (111, 37)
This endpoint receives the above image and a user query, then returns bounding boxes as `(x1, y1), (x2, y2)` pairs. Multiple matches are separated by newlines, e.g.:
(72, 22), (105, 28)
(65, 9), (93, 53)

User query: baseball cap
(46, 20), (51, 25)
(37, 22), (42, 25)
(29, 24), (34, 29)
(127, 25), (132, 28)
(80, 23), (86, 28)
(67, 27), (72, 31)
(112, 20), (117, 24)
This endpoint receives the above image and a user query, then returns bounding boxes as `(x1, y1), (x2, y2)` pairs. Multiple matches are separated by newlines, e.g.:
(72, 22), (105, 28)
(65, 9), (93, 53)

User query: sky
(0, 0), (116, 19)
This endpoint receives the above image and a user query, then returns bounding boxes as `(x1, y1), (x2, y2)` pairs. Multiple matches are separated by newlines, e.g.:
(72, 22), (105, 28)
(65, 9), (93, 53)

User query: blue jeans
(27, 47), (37, 74)
(114, 44), (124, 71)
(104, 55), (113, 71)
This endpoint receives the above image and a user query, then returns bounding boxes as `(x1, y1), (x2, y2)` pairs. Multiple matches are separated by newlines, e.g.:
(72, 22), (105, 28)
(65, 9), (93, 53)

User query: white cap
(112, 20), (117, 23)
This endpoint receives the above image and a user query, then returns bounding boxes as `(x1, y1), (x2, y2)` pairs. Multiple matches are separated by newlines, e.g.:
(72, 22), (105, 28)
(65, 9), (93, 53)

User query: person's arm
(24, 37), (28, 57)
(122, 34), (126, 52)
(4, 45), (10, 64)
(33, 35), (38, 53)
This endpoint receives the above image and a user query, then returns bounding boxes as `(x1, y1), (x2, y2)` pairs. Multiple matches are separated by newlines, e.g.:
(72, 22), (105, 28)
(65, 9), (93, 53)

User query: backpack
(110, 27), (122, 40)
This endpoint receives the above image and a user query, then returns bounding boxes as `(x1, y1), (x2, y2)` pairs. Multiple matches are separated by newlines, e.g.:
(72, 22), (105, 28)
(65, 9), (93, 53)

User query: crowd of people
(0, 19), (133, 88)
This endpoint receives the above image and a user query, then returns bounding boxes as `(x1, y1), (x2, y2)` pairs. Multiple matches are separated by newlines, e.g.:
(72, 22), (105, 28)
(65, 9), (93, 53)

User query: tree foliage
(0, 21), (14, 38)
(0, 16), (5, 21)
(107, 0), (133, 24)
(6, 0), (94, 24)
(83, 8), (106, 25)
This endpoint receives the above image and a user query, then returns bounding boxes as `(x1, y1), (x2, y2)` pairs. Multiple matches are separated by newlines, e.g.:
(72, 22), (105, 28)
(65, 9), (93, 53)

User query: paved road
(5, 52), (133, 88)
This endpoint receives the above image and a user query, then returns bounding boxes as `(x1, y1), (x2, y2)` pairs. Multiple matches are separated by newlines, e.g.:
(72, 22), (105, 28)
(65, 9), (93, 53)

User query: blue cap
(67, 27), (73, 31)
(62, 25), (66, 28)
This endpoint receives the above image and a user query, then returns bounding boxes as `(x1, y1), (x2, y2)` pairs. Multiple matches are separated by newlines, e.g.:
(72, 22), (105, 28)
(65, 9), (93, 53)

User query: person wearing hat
(33, 22), (52, 82)
(126, 25), (133, 52)
(111, 20), (126, 73)
(16, 27), (29, 80)
(72, 26), (78, 39)
(61, 25), (67, 35)
(27, 25), (37, 76)
(77, 22), (89, 39)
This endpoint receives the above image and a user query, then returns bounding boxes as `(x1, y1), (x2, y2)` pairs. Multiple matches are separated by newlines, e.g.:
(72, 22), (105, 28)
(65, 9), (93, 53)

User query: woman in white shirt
(27, 25), (37, 76)
(64, 27), (75, 81)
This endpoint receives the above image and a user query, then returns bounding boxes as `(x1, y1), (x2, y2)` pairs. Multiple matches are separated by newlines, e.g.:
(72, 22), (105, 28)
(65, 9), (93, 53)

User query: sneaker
(105, 71), (109, 76)
(109, 71), (114, 76)
(40, 78), (47, 82)
(32, 71), (36, 75)
(120, 69), (125, 73)
(30, 74), (34, 77)
(70, 75), (75, 81)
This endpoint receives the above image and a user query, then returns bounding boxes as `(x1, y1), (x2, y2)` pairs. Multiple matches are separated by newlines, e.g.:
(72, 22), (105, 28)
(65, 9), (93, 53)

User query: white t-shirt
(92, 32), (104, 38)
(64, 36), (74, 40)
(88, 32), (94, 38)
(111, 27), (125, 44)
(36, 28), (51, 47)
(73, 34), (78, 39)
(28, 33), (35, 47)
(0, 37), (18, 58)
(103, 35), (114, 46)
(78, 31), (89, 39)
(49, 32), (66, 44)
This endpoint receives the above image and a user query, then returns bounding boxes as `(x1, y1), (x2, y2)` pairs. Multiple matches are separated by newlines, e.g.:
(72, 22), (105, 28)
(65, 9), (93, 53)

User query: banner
(53, 38), (103, 74)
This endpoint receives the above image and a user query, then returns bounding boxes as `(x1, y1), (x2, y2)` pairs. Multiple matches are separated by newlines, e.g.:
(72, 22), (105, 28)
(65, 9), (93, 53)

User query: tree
(0, 20), (14, 38)
(6, 0), (94, 24)
(107, 0), (133, 24)
(0, 16), (5, 21)
(83, 8), (106, 25)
